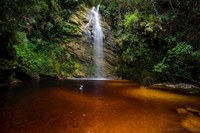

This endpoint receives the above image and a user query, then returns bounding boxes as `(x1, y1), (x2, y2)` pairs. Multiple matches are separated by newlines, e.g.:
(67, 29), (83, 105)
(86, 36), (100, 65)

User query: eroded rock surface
(64, 5), (120, 78)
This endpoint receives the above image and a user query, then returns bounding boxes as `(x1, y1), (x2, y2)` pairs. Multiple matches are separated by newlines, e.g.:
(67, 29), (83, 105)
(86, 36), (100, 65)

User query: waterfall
(84, 5), (104, 78)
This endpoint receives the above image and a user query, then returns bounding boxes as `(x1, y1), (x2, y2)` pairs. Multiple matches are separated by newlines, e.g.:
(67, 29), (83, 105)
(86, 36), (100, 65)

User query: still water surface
(0, 79), (199, 133)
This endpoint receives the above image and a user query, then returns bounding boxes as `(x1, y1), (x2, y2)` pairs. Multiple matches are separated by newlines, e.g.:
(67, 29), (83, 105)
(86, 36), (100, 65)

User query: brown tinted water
(0, 79), (199, 133)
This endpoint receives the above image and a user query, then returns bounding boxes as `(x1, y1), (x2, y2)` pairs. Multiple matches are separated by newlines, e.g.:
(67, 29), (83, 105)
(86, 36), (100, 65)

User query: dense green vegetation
(0, 0), (83, 82)
(0, 0), (199, 85)
(100, 0), (200, 85)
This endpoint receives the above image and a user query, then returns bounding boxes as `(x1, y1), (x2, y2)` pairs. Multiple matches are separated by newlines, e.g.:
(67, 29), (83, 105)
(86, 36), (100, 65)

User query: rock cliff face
(65, 5), (120, 78)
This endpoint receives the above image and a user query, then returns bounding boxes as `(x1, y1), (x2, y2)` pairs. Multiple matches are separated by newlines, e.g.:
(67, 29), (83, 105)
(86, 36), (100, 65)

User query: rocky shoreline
(149, 82), (200, 96)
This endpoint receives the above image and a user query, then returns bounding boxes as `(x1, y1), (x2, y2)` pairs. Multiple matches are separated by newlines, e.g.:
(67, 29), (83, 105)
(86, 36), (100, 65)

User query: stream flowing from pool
(0, 80), (199, 133)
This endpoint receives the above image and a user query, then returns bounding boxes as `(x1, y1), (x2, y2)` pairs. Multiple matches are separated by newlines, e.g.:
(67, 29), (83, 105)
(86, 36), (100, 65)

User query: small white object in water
(80, 85), (83, 90)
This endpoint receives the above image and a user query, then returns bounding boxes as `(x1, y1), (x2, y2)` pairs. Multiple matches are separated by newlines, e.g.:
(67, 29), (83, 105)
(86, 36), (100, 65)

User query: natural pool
(0, 79), (199, 133)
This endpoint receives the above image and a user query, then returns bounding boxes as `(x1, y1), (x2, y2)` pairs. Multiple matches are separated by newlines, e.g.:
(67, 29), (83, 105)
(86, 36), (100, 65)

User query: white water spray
(84, 5), (104, 78)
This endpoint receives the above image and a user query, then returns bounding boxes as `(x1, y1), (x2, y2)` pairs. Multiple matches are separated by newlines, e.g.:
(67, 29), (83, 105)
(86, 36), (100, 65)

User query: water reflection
(0, 80), (199, 133)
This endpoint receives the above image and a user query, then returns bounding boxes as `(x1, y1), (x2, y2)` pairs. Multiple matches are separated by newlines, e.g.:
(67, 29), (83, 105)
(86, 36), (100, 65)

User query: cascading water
(84, 5), (104, 78)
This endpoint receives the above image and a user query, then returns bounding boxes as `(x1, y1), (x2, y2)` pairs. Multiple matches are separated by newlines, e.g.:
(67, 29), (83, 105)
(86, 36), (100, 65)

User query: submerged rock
(181, 113), (200, 132)
(186, 107), (200, 116)
(177, 108), (189, 115)
(181, 115), (200, 133)
(177, 107), (200, 132)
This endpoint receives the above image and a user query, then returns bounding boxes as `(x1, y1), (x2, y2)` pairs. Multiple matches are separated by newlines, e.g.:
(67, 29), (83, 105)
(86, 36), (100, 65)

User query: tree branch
(151, 0), (159, 16)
